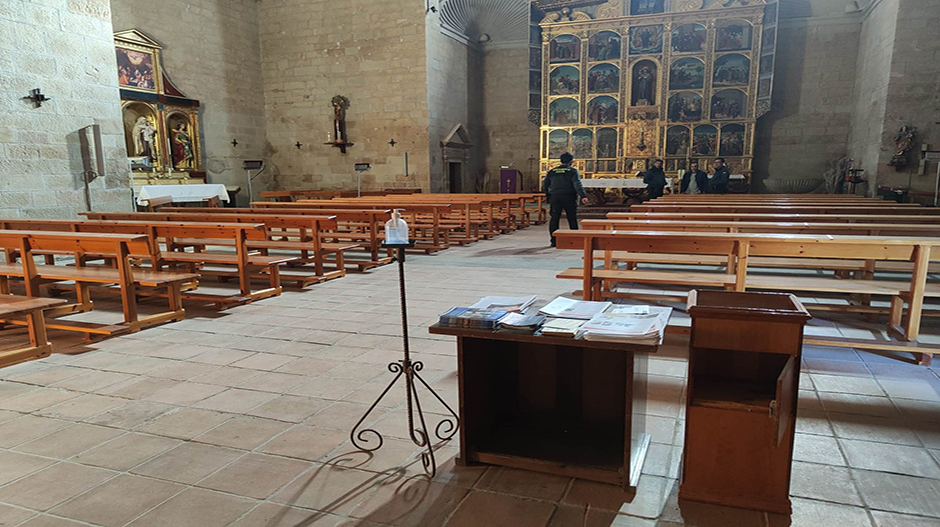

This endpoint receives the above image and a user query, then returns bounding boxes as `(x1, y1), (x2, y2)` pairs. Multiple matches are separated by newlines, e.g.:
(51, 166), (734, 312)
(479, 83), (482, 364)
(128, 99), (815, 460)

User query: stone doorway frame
(440, 123), (473, 193)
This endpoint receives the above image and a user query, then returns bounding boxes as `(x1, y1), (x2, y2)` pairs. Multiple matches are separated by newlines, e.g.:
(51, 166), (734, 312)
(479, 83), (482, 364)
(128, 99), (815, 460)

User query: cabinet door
(772, 355), (797, 446)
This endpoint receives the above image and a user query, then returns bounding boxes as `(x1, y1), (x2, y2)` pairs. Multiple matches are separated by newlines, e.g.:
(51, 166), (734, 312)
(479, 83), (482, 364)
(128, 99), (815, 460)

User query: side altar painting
(537, 0), (776, 188)
(114, 29), (204, 182)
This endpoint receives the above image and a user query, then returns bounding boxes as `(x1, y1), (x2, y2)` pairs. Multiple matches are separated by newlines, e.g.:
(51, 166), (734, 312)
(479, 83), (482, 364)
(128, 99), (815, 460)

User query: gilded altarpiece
(114, 29), (205, 186)
(538, 0), (772, 185)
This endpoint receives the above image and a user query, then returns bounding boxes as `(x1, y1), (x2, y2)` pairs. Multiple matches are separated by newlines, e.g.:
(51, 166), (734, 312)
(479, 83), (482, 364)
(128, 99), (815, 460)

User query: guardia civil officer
(543, 152), (588, 247)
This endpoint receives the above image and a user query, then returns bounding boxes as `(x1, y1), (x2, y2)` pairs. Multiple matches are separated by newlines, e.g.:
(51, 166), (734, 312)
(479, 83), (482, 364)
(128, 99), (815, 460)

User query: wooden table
(428, 324), (657, 489)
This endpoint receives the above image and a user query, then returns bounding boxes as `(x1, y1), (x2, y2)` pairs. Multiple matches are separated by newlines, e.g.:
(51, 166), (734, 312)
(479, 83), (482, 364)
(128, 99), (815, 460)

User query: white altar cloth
(135, 184), (229, 205)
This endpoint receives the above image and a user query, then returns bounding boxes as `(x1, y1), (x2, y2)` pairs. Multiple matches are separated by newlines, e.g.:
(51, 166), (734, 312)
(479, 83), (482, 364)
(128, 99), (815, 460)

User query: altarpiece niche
(537, 0), (779, 186)
(114, 29), (204, 185)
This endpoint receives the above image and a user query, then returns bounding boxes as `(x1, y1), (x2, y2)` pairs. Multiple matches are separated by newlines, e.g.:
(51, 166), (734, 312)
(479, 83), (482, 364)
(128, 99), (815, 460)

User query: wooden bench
(607, 212), (940, 224)
(554, 229), (940, 364)
(0, 230), (196, 339)
(0, 295), (67, 368)
(138, 195), (173, 212)
(630, 204), (940, 215)
(81, 212), (347, 286)
(161, 206), (393, 270)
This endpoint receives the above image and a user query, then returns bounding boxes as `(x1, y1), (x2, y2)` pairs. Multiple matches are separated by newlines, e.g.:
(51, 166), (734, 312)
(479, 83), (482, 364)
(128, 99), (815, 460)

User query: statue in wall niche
(889, 125), (917, 169)
(132, 116), (156, 162)
(331, 95), (351, 145)
(171, 123), (194, 169)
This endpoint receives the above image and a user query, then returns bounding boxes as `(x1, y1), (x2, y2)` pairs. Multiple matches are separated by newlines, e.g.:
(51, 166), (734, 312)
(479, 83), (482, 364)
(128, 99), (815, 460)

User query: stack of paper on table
(576, 306), (672, 345)
(538, 297), (612, 320)
(470, 295), (538, 313)
(498, 313), (546, 333)
(539, 318), (586, 337)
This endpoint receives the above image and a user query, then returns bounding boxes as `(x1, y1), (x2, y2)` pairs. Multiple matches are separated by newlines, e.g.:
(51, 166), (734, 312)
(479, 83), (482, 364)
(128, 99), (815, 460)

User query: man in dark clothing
(543, 152), (588, 247)
(680, 159), (709, 194)
(708, 157), (731, 194)
(643, 159), (667, 200)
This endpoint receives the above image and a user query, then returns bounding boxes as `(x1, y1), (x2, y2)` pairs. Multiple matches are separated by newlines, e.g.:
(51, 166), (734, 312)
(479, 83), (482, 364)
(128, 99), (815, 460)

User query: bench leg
(0, 275), (9, 295)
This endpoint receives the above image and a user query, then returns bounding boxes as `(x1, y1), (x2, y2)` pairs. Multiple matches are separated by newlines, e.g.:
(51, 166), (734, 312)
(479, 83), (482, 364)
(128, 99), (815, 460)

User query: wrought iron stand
(349, 243), (460, 477)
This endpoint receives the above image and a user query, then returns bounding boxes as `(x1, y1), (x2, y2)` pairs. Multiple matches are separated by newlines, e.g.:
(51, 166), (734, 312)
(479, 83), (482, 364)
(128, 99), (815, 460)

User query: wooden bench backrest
(553, 229), (940, 261)
(0, 230), (150, 257)
(631, 204), (940, 214)
(582, 219), (940, 236)
(606, 212), (940, 224)
(160, 207), (389, 223)
(80, 211), (334, 234)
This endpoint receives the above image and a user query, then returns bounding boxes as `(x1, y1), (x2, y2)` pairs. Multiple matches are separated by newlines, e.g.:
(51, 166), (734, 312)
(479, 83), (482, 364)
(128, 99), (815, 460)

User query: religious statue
(331, 95), (351, 145)
(132, 116), (156, 162)
(171, 122), (194, 169)
(633, 66), (655, 106)
(889, 125), (917, 168)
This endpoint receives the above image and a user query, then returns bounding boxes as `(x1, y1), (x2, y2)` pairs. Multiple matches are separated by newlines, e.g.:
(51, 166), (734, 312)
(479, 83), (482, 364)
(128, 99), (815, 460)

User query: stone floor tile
(474, 466), (571, 501)
(793, 433), (846, 466)
(871, 510), (940, 527)
(191, 388), (279, 413)
(84, 400), (176, 430)
(895, 398), (940, 423)
(270, 464), (383, 516)
(878, 378), (940, 403)
(50, 474), (183, 526)
(51, 371), (136, 393)
(840, 438), (940, 478)
(246, 394), (331, 423)
(444, 490), (556, 527)
(196, 453), (310, 499)
(564, 475), (671, 518)
(0, 415), (71, 448)
(854, 469), (940, 518)
(0, 502), (36, 525)
(73, 432), (182, 471)
(230, 352), (298, 371)
(767, 498), (873, 527)
(194, 416), (292, 450)
(0, 462), (114, 511)
(36, 393), (127, 421)
(190, 366), (264, 387)
(829, 411), (922, 446)
(810, 374), (885, 396)
(136, 408), (232, 440)
(189, 348), (256, 366)
(275, 357), (345, 377)
(236, 371), (308, 393)
(304, 400), (388, 432)
(0, 450), (56, 486)
(11, 365), (87, 386)
(131, 442), (243, 484)
(126, 487), (254, 527)
(97, 377), (178, 399)
(289, 377), (365, 400)
(145, 361), (219, 381)
(260, 425), (349, 461)
(232, 503), (351, 526)
(0, 382), (39, 402)
(789, 461), (863, 506)
(16, 515), (86, 527)
(0, 388), (81, 413)
(818, 392), (900, 418)
(14, 423), (123, 459)
(141, 380), (227, 406)
(351, 476), (469, 526)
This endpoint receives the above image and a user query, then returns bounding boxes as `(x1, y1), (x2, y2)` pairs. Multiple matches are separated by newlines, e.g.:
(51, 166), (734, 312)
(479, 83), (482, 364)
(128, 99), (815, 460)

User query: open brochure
(538, 297), (613, 320)
(470, 295), (537, 313)
(577, 306), (672, 345)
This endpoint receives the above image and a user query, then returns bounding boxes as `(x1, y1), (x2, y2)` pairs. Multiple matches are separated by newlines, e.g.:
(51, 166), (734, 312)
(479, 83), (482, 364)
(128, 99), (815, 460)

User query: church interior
(1, 0), (940, 526)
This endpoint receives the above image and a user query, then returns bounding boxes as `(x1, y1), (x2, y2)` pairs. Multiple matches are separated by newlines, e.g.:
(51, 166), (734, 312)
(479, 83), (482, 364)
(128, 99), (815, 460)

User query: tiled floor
(0, 226), (938, 526)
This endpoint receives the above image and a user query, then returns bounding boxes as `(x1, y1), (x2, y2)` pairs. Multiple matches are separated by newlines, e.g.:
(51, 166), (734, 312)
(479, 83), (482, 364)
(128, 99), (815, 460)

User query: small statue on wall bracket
(888, 125), (916, 169)
(326, 95), (354, 153)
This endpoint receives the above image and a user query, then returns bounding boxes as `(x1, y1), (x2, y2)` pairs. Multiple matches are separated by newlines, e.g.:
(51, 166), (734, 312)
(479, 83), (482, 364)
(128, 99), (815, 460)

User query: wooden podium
(428, 324), (657, 489)
(680, 290), (810, 514)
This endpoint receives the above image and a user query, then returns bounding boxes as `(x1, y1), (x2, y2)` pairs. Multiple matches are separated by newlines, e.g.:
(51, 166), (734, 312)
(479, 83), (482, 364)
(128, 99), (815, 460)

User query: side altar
(535, 0), (779, 188)
(113, 29), (206, 188)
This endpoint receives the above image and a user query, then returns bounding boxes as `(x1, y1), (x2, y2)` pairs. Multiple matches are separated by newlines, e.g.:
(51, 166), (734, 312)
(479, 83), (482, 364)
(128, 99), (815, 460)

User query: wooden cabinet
(427, 325), (657, 489)
(679, 290), (810, 514)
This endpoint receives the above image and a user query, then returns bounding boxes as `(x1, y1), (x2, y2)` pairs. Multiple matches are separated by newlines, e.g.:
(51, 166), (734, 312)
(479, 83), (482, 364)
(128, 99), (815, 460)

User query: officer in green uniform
(542, 152), (588, 247)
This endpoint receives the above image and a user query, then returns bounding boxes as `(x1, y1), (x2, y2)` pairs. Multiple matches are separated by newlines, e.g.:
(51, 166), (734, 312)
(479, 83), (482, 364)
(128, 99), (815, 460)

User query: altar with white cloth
(134, 184), (229, 206)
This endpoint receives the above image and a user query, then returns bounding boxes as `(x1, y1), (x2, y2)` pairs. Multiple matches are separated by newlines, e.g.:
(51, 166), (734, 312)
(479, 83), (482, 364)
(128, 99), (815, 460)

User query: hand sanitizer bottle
(384, 209), (409, 245)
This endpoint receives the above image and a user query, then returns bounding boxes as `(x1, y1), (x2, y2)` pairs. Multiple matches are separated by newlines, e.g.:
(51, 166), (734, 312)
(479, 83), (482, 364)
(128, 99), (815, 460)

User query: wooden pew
(607, 212), (940, 224)
(159, 206), (393, 270)
(0, 295), (67, 368)
(0, 230), (195, 339)
(630, 204), (940, 214)
(80, 212), (346, 286)
(260, 201), (454, 253)
(5, 219), (290, 308)
(139, 195), (173, 212)
(553, 229), (940, 364)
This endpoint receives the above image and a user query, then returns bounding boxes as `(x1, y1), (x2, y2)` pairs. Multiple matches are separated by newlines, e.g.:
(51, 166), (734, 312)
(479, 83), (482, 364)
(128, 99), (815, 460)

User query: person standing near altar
(681, 159), (709, 194)
(644, 159), (667, 200)
(543, 152), (588, 247)
(708, 157), (731, 194)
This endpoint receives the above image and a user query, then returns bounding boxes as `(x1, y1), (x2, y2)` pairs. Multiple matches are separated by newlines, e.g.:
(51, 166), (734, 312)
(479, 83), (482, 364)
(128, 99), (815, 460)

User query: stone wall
(874, 0), (940, 191)
(259, 0), (431, 192)
(111, 0), (268, 203)
(0, 0), (131, 218)
(753, 3), (862, 188)
(482, 44), (540, 192)
(846, 0), (898, 189)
